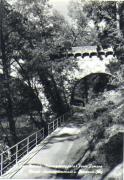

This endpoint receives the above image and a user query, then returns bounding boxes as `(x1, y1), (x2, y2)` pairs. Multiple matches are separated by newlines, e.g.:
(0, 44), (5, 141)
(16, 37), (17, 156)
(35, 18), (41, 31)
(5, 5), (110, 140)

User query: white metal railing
(48, 112), (70, 135)
(0, 111), (71, 176)
(0, 128), (44, 176)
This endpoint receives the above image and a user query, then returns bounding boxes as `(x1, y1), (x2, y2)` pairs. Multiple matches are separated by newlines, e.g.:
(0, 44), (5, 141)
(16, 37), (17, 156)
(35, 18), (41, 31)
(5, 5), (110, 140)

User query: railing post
(60, 116), (63, 125)
(60, 117), (61, 125)
(70, 108), (73, 116)
(63, 114), (64, 123)
(58, 118), (60, 126)
(27, 137), (29, 153)
(16, 144), (18, 164)
(57, 118), (59, 128)
(1, 154), (3, 176)
(48, 124), (50, 135)
(42, 128), (44, 139)
(36, 132), (37, 145)
(53, 121), (54, 131)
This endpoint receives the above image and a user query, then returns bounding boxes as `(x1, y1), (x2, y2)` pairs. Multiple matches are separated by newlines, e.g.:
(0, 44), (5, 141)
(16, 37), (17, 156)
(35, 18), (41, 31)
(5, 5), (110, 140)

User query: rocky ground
(71, 83), (124, 179)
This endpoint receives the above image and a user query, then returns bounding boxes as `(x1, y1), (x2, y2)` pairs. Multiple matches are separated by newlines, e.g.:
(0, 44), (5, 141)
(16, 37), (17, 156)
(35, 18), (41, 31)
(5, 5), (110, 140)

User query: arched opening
(98, 51), (106, 60)
(90, 52), (98, 57)
(106, 51), (114, 57)
(74, 53), (82, 58)
(82, 52), (90, 58)
(70, 73), (116, 106)
(67, 53), (74, 58)
(98, 51), (105, 56)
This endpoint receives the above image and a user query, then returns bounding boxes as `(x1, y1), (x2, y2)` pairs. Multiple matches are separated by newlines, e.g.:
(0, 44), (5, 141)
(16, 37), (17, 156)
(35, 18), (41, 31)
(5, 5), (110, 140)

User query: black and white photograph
(0, 0), (123, 179)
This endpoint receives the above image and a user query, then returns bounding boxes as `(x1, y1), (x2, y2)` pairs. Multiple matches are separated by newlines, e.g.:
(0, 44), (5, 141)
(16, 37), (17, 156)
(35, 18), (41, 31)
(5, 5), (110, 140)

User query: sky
(49, 0), (72, 21)
(8, 0), (72, 21)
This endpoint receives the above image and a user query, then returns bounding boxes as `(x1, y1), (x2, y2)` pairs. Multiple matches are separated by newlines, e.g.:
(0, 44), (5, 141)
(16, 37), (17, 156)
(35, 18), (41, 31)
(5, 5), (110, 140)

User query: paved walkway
(1, 120), (90, 179)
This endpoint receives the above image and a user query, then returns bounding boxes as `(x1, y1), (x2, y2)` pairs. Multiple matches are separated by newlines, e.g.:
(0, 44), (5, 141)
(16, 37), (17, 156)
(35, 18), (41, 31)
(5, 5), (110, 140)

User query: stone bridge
(60, 46), (117, 105)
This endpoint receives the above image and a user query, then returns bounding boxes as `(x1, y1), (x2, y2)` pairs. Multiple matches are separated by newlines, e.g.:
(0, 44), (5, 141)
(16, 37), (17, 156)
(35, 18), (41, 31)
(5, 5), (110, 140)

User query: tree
(68, 0), (99, 46)
(0, 0), (48, 144)
(0, 0), (18, 144)
(13, 0), (70, 117)
(83, 1), (124, 49)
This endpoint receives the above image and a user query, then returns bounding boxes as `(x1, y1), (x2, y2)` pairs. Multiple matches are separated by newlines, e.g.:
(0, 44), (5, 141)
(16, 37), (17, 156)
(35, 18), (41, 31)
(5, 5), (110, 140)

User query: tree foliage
(0, 0), (71, 145)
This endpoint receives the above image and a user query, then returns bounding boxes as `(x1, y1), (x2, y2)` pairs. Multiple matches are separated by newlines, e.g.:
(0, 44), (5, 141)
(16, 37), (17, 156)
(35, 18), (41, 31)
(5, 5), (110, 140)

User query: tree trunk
(0, 5), (17, 144)
(116, 2), (121, 36)
(38, 69), (68, 116)
(13, 59), (47, 133)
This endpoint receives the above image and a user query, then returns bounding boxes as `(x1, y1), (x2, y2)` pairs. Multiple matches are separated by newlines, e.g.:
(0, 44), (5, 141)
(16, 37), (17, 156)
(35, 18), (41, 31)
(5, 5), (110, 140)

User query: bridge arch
(82, 52), (90, 58)
(70, 72), (115, 106)
(90, 52), (98, 57)
(74, 53), (82, 58)
(68, 51), (114, 59)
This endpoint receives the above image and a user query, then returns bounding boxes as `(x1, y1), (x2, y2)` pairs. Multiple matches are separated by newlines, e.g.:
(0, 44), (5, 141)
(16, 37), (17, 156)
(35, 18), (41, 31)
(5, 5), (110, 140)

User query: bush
(104, 132), (123, 168)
